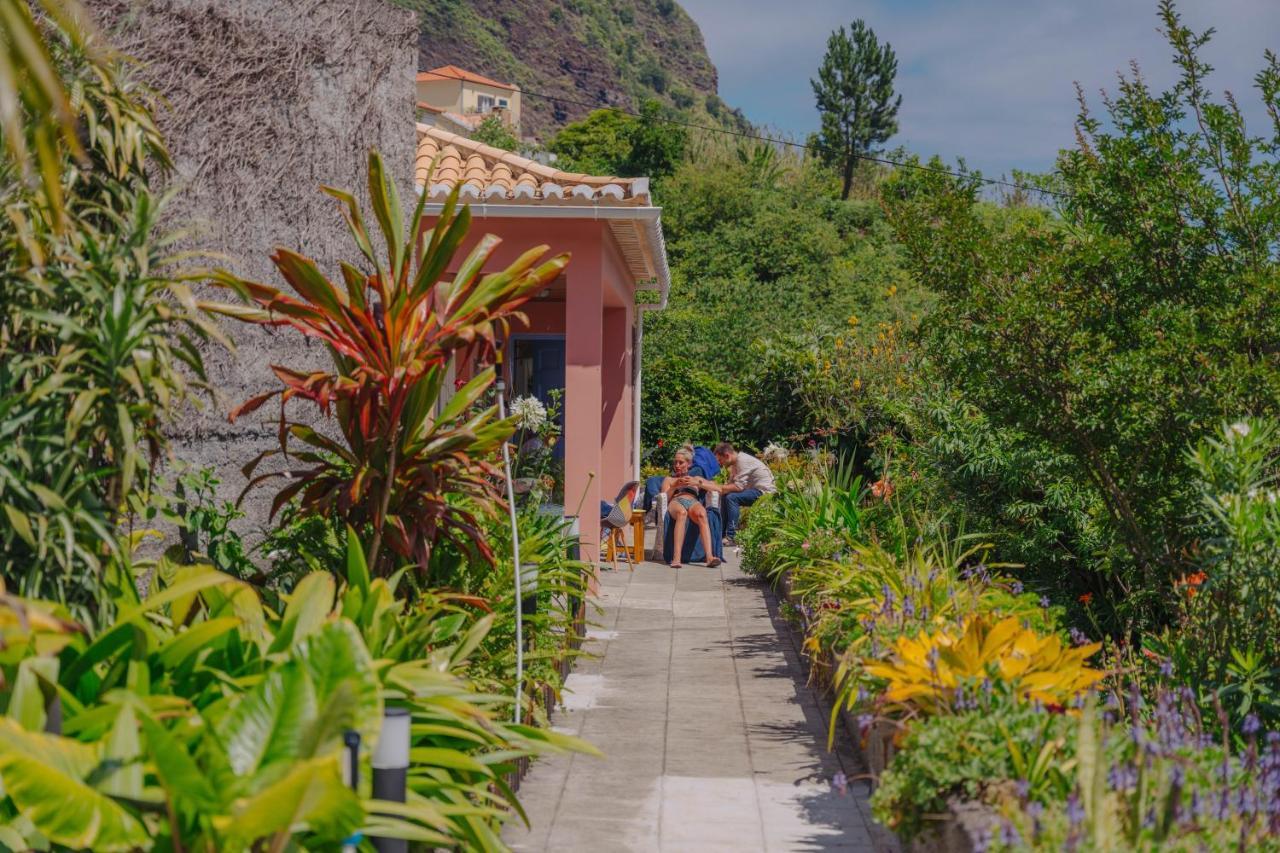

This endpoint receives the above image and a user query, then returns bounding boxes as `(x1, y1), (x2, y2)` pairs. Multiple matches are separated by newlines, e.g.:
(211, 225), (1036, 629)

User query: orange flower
(1078, 592), (1094, 605)
(1179, 571), (1208, 598)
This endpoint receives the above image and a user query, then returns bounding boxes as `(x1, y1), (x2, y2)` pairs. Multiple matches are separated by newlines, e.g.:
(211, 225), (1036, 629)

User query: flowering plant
(991, 692), (1280, 851)
(864, 614), (1105, 717)
(511, 395), (548, 433)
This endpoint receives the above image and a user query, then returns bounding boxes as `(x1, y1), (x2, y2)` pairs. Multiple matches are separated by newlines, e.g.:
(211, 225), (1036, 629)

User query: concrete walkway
(504, 547), (897, 852)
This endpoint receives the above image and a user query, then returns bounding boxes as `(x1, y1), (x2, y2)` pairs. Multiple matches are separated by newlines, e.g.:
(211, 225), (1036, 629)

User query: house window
(476, 94), (495, 113)
(497, 98), (509, 108)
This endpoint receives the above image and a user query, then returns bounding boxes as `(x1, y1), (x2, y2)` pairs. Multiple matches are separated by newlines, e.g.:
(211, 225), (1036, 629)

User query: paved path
(504, 546), (897, 852)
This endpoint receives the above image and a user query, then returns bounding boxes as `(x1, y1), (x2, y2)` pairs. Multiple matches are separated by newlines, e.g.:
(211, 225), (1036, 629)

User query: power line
(424, 69), (1072, 200)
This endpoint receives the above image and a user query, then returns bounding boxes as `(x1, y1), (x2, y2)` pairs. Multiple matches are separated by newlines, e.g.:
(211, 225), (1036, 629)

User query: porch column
(601, 307), (631, 515)
(564, 245), (604, 571)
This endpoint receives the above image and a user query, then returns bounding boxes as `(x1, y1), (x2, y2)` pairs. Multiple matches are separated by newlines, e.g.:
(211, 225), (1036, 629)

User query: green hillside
(396, 0), (747, 140)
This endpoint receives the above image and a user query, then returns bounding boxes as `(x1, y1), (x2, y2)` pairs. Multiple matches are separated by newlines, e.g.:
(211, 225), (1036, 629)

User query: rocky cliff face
(397, 0), (743, 140)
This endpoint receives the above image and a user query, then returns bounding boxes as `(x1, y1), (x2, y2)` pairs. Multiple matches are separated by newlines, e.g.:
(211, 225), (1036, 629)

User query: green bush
(639, 353), (746, 451)
(871, 703), (1074, 839)
(882, 6), (1280, 629)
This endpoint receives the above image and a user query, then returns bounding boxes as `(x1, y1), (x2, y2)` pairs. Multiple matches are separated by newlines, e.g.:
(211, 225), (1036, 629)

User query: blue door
(512, 337), (565, 456)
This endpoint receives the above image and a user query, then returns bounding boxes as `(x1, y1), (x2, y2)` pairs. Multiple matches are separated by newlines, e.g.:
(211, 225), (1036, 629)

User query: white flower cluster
(762, 442), (789, 463)
(511, 395), (548, 432)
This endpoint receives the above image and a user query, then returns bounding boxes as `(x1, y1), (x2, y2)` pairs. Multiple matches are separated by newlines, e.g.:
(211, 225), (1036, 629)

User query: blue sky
(679, 0), (1280, 178)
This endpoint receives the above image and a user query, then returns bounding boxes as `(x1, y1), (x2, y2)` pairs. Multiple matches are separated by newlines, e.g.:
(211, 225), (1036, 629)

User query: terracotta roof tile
(416, 65), (516, 91)
(414, 125), (648, 206)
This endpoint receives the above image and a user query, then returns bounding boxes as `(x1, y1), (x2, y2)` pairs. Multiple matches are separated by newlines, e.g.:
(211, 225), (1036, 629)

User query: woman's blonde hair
(674, 444), (695, 463)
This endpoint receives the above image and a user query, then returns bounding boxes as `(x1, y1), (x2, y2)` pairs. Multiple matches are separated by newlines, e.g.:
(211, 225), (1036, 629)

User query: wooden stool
(604, 508), (646, 564)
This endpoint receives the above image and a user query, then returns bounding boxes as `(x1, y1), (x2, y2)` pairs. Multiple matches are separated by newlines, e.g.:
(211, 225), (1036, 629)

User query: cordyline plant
(203, 150), (568, 575)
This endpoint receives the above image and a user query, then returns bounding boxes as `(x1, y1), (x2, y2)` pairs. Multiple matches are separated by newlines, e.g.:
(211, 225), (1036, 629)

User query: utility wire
(424, 69), (1072, 200)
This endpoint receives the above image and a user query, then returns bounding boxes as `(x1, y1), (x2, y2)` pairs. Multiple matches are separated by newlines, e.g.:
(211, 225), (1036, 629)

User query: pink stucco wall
(423, 214), (638, 570)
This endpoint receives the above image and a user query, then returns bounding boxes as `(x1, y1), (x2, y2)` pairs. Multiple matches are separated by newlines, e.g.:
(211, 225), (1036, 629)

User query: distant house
(415, 124), (670, 564)
(416, 65), (521, 136)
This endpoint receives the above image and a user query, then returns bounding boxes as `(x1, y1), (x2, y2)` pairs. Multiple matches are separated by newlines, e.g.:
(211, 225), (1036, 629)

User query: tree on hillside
(548, 100), (686, 179)
(811, 20), (901, 199)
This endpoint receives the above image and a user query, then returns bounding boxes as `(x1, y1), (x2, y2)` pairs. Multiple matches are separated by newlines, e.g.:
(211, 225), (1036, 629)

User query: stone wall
(86, 0), (417, 543)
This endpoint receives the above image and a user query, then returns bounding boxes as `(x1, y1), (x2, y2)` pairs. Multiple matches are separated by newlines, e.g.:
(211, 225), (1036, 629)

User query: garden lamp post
(371, 707), (410, 853)
(495, 337), (526, 724)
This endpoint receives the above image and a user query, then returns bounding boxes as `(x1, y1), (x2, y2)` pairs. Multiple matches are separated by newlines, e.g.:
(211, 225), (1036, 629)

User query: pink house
(414, 126), (670, 563)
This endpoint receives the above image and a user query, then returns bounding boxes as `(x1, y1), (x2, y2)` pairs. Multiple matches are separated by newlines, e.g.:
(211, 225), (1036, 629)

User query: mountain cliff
(393, 0), (745, 140)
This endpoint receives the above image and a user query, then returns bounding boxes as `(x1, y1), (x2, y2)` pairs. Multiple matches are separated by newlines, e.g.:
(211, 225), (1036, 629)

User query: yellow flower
(848, 314), (860, 327)
(823, 360), (831, 373)
(862, 615), (1104, 716)
(835, 337), (844, 349)
(887, 285), (898, 297)
(853, 378), (862, 391)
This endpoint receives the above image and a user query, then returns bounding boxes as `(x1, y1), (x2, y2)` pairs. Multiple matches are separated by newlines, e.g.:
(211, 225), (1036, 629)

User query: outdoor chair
(601, 481), (640, 571)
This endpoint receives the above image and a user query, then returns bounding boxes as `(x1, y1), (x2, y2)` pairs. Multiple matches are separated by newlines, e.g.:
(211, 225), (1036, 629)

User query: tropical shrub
(0, 532), (591, 851)
(204, 151), (568, 576)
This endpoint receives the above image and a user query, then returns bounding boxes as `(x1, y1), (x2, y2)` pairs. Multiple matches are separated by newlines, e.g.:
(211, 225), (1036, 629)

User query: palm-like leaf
(203, 150), (569, 574)
(0, 0), (94, 225)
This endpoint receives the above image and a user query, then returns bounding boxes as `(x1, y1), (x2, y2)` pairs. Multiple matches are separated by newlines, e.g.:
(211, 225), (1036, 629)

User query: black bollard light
(371, 707), (410, 853)
(341, 731), (362, 853)
(520, 562), (539, 653)
(520, 562), (539, 617)
(565, 516), (584, 644)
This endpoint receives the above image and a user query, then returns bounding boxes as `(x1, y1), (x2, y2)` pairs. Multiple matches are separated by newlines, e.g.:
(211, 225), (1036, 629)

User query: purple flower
(857, 713), (874, 734)
(1244, 714), (1262, 737)
(1069, 627), (1090, 646)
(1160, 659), (1174, 678)
(1015, 779), (1030, 799)
(1039, 595), (1051, 609)
(1010, 581), (1024, 595)
(998, 821), (1021, 847)
(1066, 792), (1085, 827)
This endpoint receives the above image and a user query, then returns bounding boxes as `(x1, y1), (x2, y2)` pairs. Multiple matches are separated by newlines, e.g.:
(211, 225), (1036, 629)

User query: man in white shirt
(695, 442), (776, 545)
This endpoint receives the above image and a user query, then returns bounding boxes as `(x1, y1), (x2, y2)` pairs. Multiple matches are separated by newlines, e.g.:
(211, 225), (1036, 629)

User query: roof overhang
(417, 197), (670, 310)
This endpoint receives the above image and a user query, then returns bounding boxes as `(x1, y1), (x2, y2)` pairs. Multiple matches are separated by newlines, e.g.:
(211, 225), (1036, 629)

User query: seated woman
(660, 446), (723, 568)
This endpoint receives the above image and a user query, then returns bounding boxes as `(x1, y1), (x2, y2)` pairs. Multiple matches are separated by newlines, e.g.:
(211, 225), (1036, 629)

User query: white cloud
(681, 0), (1280, 174)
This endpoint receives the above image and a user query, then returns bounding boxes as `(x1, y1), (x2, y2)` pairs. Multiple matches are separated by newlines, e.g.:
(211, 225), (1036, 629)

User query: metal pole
(496, 343), (525, 724)
(371, 708), (410, 853)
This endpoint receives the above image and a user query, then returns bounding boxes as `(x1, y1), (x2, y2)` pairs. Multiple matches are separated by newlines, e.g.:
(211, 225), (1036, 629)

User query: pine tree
(811, 21), (901, 199)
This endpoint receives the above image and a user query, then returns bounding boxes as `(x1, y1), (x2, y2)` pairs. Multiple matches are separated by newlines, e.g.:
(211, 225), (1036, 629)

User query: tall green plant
(204, 151), (568, 576)
(0, 34), (214, 622)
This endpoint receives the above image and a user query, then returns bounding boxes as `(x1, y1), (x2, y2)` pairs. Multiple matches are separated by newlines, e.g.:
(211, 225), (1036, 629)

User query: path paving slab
(504, 540), (898, 853)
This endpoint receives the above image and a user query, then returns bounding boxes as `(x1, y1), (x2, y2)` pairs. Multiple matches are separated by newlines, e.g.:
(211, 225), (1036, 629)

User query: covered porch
(415, 126), (670, 564)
